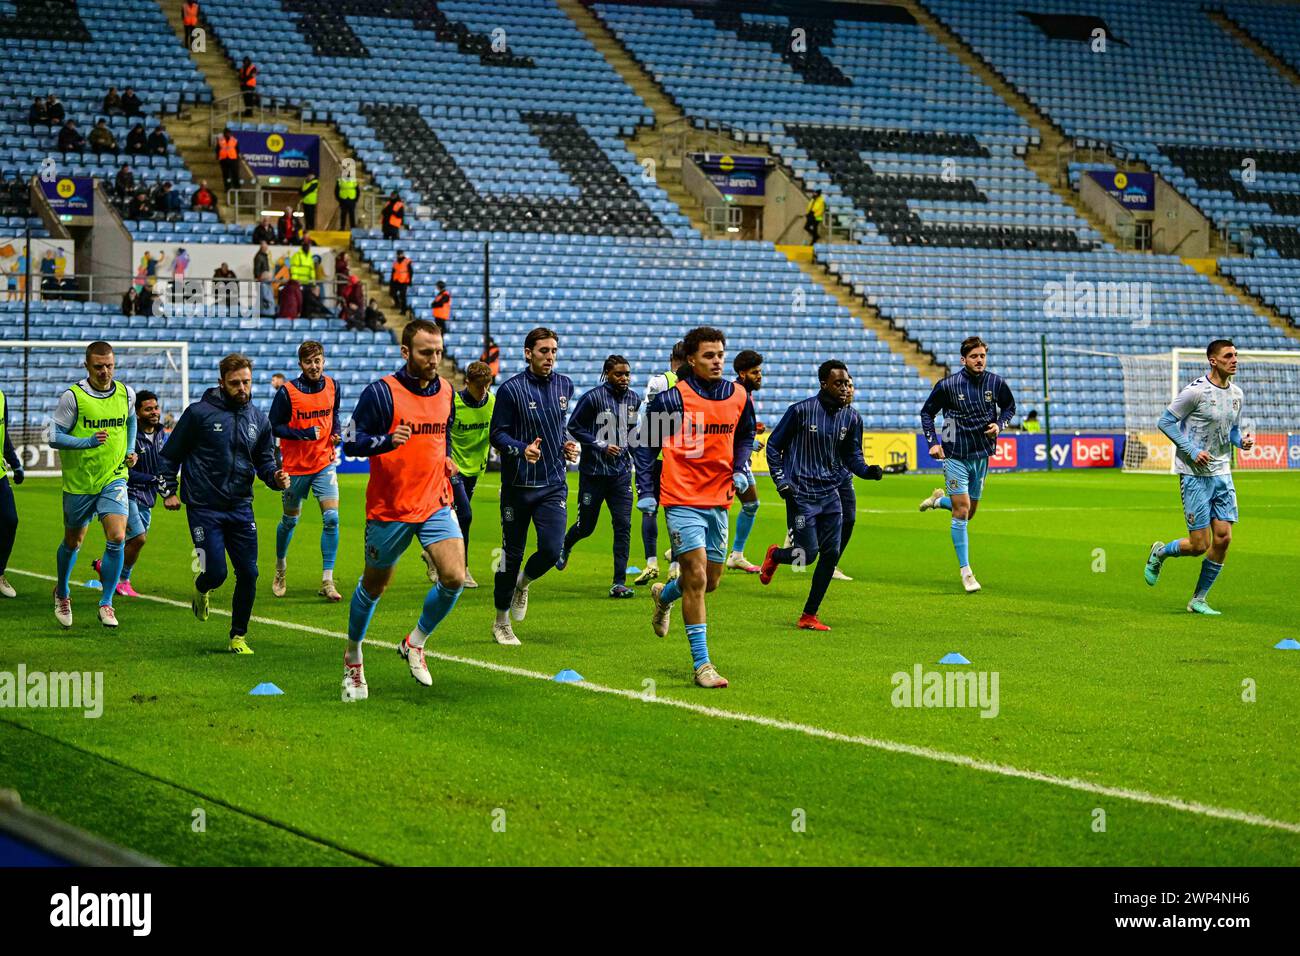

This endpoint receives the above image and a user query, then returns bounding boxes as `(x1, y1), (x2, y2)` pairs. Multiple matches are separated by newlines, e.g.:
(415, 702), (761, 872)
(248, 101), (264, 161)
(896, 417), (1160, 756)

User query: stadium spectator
(480, 337), (500, 380)
(271, 373), (286, 394)
(805, 190), (824, 244)
(381, 192), (405, 240)
(103, 87), (124, 117)
(299, 171), (319, 231)
(89, 119), (118, 155)
(137, 280), (157, 317)
(431, 280), (451, 334)
(1022, 410), (1041, 433)
(121, 87), (143, 118)
(334, 251), (350, 298)
(278, 278), (301, 319)
(125, 122), (147, 155)
(338, 273), (365, 328)
(191, 180), (217, 212)
(46, 94), (65, 127)
(300, 280), (330, 319)
(114, 163), (134, 198)
(364, 298), (386, 330)
(216, 128), (240, 193)
(182, 0), (200, 46)
(27, 96), (48, 127)
(251, 216), (276, 245)
(335, 171), (358, 229)
(389, 250), (412, 315)
(213, 262), (237, 312)
(238, 56), (258, 114)
(121, 286), (139, 317)
(253, 241), (274, 316)
(289, 240), (315, 298)
(160, 181), (183, 218)
(57, 120), (86, 154)
(146, 125), (170, 156)
(277, 206), (301, 244)
(127, 190), (152, 221)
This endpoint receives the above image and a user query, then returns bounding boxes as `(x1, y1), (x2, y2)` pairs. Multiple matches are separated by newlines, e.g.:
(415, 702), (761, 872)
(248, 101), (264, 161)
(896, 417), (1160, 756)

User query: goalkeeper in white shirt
(1143, 339), (1253, 615)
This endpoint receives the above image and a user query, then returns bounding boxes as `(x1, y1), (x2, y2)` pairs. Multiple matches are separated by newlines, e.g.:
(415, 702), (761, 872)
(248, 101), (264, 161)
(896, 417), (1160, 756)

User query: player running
(633, 326), (756, 688)
(1143, 339), (1252, 615)
(340, 319), (465, 700)
(269, 340), (343, 602)
(0, 383), (22, 599)
(725, 349), (764, 573)
(93, 390), (166, 596)
(918, 336), (1016, 593)
(759, 361), (882, 630)
(556, 354), (640, 597)
(430, 359), (495, 589)
(158, 354), (289, 654)
(831, 376), (859, 582)
(633, 340), (686, 586)
(48, 341), (137, 629)
(488, 327), (580, 646)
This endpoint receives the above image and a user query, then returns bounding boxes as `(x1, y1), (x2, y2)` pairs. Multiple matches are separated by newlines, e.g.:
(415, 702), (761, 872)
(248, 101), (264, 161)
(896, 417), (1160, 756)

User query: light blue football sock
(275, 513), (299, 562)
(734, 501), (758, 553)
(347, 579), (379, 643)
(414, 581), (463, 642)
(939, 496), (953, 511)
(1161, 540), (1184, 558)
(660, 577), (683, 605)
(55, 541), (79, 599)
(98, 539), (125, 607)
(686, 622), (709, 669)
(950, 518), (969, 568)
(320, 509), (339, 572)
(1194, 559), (1223, 601)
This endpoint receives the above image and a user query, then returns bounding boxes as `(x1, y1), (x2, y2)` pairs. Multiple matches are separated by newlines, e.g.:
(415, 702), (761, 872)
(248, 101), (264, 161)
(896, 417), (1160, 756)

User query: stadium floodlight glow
(267, 176), (282, 184)
(726, 226), (740, 233)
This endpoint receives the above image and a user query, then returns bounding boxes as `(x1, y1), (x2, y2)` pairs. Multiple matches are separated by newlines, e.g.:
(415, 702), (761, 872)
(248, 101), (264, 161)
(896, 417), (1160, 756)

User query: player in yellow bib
(48, 342), (138, 629)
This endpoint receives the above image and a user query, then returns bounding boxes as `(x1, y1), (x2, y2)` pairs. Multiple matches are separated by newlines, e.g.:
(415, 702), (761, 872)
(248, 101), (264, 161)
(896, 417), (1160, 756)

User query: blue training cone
(553, 669), (584, 683)
(249, 682), (284, 696)
(938, 652), (971, 665)
(626, 566), (641, 576)
(1274, 638), (1300, 650)
(85, 579), (102, 590)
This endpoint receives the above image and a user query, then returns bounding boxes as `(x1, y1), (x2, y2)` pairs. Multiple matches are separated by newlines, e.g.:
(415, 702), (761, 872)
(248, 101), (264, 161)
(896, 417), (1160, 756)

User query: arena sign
(233, 131), (320, 177)
(40, 176), (94, 219)
(1086, 171), (1155, 211)
(690, 153), (769, 196)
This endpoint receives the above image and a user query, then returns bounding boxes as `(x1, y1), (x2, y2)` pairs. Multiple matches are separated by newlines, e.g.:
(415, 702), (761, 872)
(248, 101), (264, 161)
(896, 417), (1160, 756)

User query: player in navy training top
(759, 360), (882, 630)
(918, 336), (1016, 593)
(556, 355), (640, 597)
(725, 349), (765, 573)
(488, 327), (579, 645)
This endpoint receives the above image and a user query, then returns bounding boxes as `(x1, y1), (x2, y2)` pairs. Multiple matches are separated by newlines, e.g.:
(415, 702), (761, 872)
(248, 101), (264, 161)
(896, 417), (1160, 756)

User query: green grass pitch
(1, 469), (1297, 865)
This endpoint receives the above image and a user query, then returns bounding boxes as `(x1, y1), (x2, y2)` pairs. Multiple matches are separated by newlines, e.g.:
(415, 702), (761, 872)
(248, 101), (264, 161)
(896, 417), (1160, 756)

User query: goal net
(1119, 348), (1300, 473)
(0, 340), (190, 477)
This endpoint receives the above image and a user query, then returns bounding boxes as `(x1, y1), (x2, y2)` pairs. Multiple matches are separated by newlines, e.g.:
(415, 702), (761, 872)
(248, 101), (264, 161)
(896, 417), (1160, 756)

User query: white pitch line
(8, 567), (1300, 837)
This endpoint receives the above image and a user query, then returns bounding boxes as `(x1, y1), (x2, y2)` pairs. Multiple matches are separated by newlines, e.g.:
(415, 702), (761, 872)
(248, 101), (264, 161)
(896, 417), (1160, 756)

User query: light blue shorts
(1179, 474), (1237, 531)
(363, 506), (462, 569)
(63, 478), (129, 529)
(283, 465), (339, 509)
(126, 500), (152, 540)
(943, 457), (989, 501)
(665, 504), (728, 565)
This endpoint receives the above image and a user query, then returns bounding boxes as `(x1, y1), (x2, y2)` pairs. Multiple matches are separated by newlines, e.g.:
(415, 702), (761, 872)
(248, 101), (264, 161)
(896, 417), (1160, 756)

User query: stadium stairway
(1197, 259), (1300, 345)
(1212, 9), (1300, 90)
(558, 0), (779, 241)
(903, 0), (1149, 254)
(788, 251), (946, 384)
(154, 0), (409, 332)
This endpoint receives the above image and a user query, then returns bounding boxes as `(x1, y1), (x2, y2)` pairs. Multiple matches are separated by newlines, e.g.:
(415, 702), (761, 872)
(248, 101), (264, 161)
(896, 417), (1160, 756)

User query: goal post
(1120, 348), (1300, 473)
(0, 340), (190, 478)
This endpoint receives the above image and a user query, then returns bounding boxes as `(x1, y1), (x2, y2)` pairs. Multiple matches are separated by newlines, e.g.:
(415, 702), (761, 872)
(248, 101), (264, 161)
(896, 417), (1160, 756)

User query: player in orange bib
(269, 340), (342, 602)
(631, 326), (756, 688)
(338, 320), (464, 702)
